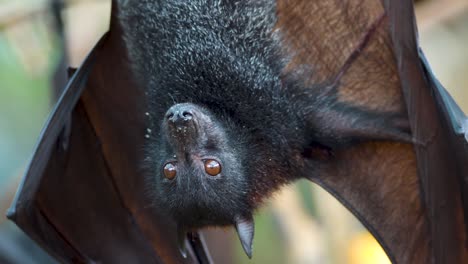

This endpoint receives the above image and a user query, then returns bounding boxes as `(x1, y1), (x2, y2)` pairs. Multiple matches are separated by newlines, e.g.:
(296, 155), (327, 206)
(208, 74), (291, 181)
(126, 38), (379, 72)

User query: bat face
(146, 100), (303, 258)
(151, 103), (250, 227)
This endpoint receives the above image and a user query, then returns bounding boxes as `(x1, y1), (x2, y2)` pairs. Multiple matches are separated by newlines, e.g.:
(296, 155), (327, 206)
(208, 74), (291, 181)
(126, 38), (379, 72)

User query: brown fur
(276, 0), (405, 113)
(275, 1), (434, 262)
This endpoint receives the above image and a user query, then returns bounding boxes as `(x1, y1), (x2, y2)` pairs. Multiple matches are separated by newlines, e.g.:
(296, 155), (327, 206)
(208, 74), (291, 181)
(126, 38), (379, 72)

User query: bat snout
(165, 104), (195, 127)
(163, 103), (207, 146)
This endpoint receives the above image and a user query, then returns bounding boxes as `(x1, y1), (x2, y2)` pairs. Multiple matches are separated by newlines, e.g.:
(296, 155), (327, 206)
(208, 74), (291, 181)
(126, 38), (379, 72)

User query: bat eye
(204, 159), (221, 176)
(163, 162), (177, 180)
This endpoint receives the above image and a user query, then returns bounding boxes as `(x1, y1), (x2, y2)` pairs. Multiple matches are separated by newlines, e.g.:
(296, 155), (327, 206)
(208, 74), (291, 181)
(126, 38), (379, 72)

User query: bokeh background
(0, 0), (467, 263)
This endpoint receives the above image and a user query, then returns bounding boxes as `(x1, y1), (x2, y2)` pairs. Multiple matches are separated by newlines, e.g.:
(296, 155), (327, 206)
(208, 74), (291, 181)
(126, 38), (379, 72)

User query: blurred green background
(0, 2), (51, 193)
(0, 0), (467, 263)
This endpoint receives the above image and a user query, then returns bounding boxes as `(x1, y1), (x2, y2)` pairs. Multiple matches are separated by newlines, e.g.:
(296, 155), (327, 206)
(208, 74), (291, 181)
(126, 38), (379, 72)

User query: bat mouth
(167, 116), (199, 141)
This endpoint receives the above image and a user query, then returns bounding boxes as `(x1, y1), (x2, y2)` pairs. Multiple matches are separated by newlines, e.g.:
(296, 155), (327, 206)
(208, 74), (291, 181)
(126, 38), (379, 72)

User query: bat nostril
(166, 112), (175, 120)
(181, 111), (193, 120)
(165, 104), (198, 126)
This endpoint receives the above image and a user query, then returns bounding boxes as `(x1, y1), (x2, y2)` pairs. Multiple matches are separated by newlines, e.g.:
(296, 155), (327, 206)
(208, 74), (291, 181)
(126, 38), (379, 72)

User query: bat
(7, 0), (468, 263)
(119, 0), (414, 259)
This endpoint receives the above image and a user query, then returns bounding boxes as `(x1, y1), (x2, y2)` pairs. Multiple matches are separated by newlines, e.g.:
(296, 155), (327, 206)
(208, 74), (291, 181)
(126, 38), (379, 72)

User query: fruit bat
(7, 0), (468, 263)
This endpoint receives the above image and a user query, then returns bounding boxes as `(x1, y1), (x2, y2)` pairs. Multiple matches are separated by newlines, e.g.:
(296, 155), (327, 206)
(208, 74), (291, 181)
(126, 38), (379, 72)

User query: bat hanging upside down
(119, 0), (415, 258)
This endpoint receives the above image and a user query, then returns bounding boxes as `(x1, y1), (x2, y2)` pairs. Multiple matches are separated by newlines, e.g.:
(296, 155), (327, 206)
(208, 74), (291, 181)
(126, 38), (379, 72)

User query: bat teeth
(179, 245), (188, 259)
(234, 215), (255, 259)
(177, 227), (188, 258)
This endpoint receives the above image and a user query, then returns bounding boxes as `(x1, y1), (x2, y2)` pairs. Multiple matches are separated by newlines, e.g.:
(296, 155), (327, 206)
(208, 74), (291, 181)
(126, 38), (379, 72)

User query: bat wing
(385, 1), (468, 262)
(276, 0), (468, 263)
(418, 51), (468, 234)
(7, 3), (211, 263)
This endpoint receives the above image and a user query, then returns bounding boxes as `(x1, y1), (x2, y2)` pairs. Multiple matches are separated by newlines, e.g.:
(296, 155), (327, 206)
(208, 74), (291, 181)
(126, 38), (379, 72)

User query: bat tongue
(234, 215), (255, 259)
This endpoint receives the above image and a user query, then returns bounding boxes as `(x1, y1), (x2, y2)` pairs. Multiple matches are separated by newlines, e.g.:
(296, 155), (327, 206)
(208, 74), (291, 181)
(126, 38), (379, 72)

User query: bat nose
(165, 104), (195, 125)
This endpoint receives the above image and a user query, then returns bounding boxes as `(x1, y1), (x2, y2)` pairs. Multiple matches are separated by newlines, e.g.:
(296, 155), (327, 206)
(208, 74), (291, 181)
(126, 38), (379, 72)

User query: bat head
(147, 101), (302, 258)
(150, 103), (252, 228)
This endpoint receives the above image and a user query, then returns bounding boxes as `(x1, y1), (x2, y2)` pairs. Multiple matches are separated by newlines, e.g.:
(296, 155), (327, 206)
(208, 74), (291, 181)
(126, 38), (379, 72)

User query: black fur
(119, 0), (410, 230)
(120, 0), (308, 229)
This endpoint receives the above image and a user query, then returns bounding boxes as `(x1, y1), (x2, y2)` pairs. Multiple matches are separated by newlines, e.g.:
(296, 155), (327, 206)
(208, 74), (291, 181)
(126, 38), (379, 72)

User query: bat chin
(177, 215), (255, 259)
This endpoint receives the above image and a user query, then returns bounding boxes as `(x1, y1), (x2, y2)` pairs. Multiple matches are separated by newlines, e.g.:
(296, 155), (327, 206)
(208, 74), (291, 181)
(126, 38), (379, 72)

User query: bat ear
(234, 215), (255, 259)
